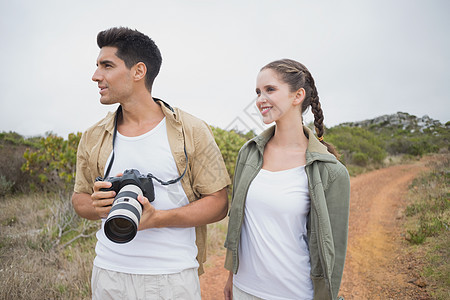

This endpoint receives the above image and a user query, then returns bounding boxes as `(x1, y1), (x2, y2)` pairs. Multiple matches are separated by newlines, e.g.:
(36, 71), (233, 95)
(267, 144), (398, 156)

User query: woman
(224, 59), (350, 300)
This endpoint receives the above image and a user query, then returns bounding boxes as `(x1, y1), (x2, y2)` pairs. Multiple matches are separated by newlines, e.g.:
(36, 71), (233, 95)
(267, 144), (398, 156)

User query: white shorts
(91, 266), (201, 300)
(232, 285), (264, 300)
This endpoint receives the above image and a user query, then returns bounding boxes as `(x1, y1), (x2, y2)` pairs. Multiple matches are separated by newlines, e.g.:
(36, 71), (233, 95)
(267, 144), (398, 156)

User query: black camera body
(96, 169), (155, 243)
(99, 169), (155, 202)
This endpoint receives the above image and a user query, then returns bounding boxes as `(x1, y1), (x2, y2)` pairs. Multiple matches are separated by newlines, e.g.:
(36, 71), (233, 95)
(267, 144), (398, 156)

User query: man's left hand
(137, 195), (158, 230)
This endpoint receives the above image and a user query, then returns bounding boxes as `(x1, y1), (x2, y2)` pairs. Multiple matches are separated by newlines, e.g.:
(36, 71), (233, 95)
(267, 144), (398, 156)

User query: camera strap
(103, 100), (188, 186)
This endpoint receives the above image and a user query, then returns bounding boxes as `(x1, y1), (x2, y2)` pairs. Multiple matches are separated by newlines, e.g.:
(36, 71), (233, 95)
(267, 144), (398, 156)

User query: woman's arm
(326, 165), (351, 298)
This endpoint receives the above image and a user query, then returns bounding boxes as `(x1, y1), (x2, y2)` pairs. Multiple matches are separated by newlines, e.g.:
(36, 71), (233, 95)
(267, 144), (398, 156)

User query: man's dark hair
(97, 27), (162, 92)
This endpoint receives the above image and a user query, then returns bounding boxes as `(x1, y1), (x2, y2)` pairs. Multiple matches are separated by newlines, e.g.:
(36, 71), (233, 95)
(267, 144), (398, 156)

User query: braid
(307, 70), (340, 159)
(302, 69), (324, 138)
(309, 80), (324, 139)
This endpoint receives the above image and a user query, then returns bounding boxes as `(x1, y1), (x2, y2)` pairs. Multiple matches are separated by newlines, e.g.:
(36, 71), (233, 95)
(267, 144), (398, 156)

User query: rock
(340, 112), (445, 134)
(408, 278), (427, 288)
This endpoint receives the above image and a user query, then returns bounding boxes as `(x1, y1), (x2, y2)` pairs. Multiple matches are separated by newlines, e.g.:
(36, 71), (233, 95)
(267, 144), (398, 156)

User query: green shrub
(387, 136), (440, 156)
(352, 152), (369, 166)
(403, 153), (449, 298)
(405, 154), (449, 245)
(0, 175), (14, 197)
(378, 124), (448, 156)
(22, 132), (81, 192)
(210, 127), (253, 201)
(326, 126), (387, 165)
(407, 229), (427, 245)
(0, 131), (40, 148)
(0, 132), (39, 193)
(210, 127), (250, 180)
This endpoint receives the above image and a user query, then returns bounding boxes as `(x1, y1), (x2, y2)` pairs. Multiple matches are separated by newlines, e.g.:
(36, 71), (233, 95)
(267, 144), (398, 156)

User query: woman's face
(255, 68), (301, 124)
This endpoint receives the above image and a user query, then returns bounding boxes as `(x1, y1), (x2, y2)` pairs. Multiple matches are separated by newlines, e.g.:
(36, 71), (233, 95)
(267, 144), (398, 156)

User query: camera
(97, 169), (155, 244)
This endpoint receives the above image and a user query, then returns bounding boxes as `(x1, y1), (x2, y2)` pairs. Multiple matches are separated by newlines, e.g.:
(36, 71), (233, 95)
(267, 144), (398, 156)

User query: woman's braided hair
(261, 59), (339, 158)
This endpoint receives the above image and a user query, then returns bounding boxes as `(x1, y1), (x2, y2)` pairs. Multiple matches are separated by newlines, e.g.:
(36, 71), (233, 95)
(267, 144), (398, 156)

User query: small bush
(22, 132), (81, 192)
(210, 127), (250, 180)
(352, 152), (369, 166)
(407, 217), (446, 245)
(407, 229), (427, 245)
(405, 153), (449, 239)
(326, 126), (387, 166)
(0, 132), (38, 193)
(0, 175), (14, 197)
(404, 153), (449, 297)
(41, 192), (99, 250)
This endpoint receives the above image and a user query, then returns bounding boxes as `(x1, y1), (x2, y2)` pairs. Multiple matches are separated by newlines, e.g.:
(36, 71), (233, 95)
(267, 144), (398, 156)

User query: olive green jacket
(224, 125), (350, 300)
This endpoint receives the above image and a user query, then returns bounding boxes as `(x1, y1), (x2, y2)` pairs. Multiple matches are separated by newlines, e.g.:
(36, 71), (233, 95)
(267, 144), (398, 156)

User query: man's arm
(137, 187), (228, 230)
(72, 192), (99, 220)
(72, 180), (116, 220)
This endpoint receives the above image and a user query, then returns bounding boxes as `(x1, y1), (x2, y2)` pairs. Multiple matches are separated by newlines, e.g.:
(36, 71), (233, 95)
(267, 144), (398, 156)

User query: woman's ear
(293, 88), (306, 105)
(133, 62), (147, 81)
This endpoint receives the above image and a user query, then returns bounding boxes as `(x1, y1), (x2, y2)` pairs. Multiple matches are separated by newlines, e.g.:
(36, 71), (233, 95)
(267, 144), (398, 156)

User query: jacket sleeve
(189, 120), (231, 196)
(230, 145), (246, 202)
(325, 164), (350, 299)
(224, 144), (246, 272)
(74, 131), (93, 195)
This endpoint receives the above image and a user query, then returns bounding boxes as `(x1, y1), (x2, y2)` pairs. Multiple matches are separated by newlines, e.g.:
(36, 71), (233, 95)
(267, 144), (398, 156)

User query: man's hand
(137, 195), (158, 230)
(91, 180), (116, 219)
(135, 187), (228, 230)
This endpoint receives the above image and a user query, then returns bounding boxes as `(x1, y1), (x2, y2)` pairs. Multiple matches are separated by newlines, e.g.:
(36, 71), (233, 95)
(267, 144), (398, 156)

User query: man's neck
(117, 93), (166, 137)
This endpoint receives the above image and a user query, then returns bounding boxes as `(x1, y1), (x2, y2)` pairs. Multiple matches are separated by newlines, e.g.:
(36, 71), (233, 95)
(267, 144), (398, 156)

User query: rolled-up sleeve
(74, 131), (93, 195)
(190, 121), (231, 196)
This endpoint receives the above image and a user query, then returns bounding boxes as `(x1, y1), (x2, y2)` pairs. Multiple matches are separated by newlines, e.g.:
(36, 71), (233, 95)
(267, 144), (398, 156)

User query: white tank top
(234, 166), (314, 300)
(93, 118), (199, 274)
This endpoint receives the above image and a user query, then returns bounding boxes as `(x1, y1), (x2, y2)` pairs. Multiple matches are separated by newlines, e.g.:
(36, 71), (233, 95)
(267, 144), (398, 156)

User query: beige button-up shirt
(75, 99), (231, 274)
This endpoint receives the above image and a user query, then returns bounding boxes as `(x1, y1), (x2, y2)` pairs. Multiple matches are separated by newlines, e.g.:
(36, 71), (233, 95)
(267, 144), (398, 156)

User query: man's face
(92, 46), (134, 105)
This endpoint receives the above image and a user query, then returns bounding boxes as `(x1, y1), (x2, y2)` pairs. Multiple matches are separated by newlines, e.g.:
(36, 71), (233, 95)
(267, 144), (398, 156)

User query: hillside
(1, 111), (449, 194)
(324, 112), (449, 170)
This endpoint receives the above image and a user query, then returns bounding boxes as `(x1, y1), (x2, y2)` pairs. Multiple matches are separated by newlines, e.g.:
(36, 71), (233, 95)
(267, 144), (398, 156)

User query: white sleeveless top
(93, 118), (199, 274)
(234, 166), (314, 300)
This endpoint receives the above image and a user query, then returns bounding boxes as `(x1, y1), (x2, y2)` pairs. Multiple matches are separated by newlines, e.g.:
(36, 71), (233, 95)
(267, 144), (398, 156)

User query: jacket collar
(157, 98), (182, 125)
(252, 125), (338, 165)
(97, 110), (116, 134)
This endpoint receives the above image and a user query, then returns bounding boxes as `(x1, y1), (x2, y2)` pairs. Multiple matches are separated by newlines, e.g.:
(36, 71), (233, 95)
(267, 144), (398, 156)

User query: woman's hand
(224, 271), (233, 300)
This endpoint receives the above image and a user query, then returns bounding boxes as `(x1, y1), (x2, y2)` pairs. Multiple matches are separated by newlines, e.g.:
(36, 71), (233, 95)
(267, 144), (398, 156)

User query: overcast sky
(0, 0), (449, 137)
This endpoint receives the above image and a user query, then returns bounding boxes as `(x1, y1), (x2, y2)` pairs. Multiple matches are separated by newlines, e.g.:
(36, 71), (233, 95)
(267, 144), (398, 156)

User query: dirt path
(200, 160), (432, 299)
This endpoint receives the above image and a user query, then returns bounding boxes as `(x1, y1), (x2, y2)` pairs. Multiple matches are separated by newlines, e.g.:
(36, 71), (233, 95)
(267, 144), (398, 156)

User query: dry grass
(0, 193), (97, 300)
(0, 193), (230, 299)
(404, 153), (450, 299)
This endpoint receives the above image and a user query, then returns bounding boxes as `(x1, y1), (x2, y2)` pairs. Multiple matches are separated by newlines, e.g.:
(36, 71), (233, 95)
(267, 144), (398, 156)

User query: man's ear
(133, 62), (147, 81)
(293, 88), (306, 105)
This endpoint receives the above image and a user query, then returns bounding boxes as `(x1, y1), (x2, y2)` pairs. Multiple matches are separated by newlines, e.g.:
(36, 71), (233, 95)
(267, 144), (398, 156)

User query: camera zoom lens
(104, 184), (143, 243)
(110, 217), (134, 233)
(105, 215), (137, 243)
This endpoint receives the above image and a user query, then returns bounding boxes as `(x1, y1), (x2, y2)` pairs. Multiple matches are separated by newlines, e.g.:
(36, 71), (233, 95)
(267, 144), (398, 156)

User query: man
(72, 27), (230, 299)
